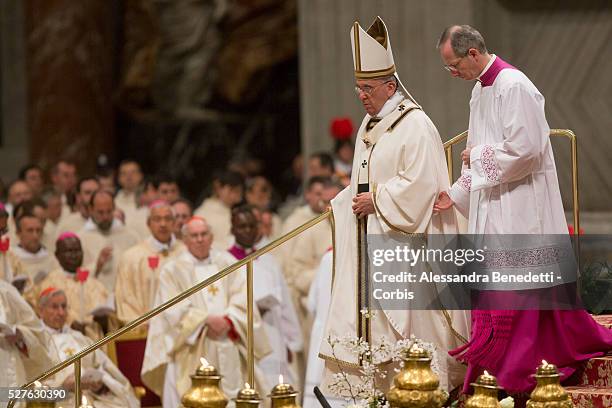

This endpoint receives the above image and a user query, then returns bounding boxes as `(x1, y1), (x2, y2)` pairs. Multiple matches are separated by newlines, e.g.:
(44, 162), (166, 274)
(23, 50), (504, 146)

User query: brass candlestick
(268, 375), (300, 408)
(182, 358), (229, 408)
(234, 383), (262, 408)
(386, 344), (447, 408)
(526, 360), (573, 408)
(26, 381), (55, 408)
(465, 371), (501, 408)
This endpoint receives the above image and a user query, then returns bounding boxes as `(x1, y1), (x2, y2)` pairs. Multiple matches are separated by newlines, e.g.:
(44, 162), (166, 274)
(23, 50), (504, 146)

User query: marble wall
(25, 0), (116, 175)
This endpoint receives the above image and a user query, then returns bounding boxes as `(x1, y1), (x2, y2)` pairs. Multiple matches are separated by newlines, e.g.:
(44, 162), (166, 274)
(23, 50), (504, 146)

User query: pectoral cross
(64, 347), (76, 357)
(208, 285), (219, 296)
(361, 160), (367, 168)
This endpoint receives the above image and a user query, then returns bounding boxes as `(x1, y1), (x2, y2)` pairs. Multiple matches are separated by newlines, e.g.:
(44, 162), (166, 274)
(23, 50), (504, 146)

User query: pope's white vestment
(319, 92), (470, 391)
(141, 249), (271, 407)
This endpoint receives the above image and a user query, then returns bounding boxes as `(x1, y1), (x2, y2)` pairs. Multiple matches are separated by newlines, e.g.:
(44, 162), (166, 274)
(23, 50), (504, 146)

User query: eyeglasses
(354, 81), (389, 96)
(443, 55), (469, 73)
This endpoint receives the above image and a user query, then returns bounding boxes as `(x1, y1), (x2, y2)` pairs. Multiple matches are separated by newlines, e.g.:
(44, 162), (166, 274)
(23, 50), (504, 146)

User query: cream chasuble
(115, 236), (184, 323)
(79, 219), (140, 291)
(141, 249), (271, 405)
(12, 246), (59, 291)
(319, 94), (470, 391)
(0, 281), (54, 401)
(0, 248), (25, 284)
(194, 197), (234, 250)
(43, 324), (139, 408)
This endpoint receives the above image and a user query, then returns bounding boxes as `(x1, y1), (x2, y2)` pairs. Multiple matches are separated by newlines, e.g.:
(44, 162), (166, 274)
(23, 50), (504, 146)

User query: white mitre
(350, 16), (421, 108)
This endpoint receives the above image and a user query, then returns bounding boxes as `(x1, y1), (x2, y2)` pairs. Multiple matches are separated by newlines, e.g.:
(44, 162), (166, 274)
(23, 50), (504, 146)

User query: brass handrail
(8, 210), (332, 407)
(442, 129), (579, 233)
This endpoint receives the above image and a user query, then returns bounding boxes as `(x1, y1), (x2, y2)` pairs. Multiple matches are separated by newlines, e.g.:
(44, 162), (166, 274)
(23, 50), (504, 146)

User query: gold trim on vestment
(330, 209), (336, 289)
(372, 184), (423, 237)
(388, 106), (419, 131)
(355, 65), (396, 79)
(353, 22), (361, 71)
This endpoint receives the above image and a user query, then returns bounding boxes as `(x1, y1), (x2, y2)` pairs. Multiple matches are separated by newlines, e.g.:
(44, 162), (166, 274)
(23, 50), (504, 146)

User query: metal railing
(443, 129), (579, 233)
(11, 129), (579, 407)
(8, 210), (332, 407)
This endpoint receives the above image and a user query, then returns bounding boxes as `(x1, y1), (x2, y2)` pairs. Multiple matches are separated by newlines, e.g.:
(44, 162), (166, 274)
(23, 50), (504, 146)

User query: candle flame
(34, 380), (42, 387)
(278, 374), (284, 384)
(542, 360), (548, 366)
(483, 370), (490, 376)
(245, 383), (251, 389)
(82, 396), (88, 405)
(200, 357), (209, 368)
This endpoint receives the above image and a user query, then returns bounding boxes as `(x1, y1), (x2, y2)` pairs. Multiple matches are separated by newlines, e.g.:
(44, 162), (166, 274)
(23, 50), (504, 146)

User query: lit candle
(245, 383), (251, 389)
(200, 357), (209, 369)
(278, 375), (284, 385)
(79, 396), (93, 408)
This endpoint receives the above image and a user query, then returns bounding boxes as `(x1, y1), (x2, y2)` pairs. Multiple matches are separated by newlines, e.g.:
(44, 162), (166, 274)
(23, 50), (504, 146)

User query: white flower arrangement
(326, 330), (443, 408)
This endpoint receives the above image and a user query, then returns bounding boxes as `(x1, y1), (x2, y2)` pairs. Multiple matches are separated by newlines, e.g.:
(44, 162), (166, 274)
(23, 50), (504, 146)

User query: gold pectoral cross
(208, 285), (219, 296)
(64, 347), (76, 357)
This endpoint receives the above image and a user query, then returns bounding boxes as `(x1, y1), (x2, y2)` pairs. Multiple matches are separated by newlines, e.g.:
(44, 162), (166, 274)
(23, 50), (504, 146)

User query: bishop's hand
(205, 315), (230, 340)
(433, 191), (454, 214)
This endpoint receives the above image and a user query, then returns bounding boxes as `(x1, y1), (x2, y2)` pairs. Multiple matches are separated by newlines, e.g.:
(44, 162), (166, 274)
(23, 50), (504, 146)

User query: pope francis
(318, 17), (469, 394)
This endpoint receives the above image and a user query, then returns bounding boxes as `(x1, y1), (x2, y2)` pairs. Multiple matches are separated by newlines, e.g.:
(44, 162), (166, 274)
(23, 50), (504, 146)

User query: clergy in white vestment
(0, 202), (25, 286)
(319, 17), (469, 394)
(13, 213), (59, 291)
(30, 233), (112, 340)
(435, 25), (612, 396)
(228, 205), (303, 387)
(79, 190), (139, 291)
(0, 280), (54, 407)
(37, 288), (140, 408)
(56, 177), (100, 238)
(114, 160), (144, 219)
(194, 170), (244, 250)
(141, 216), (271, 407)
(50, 160), (78, 219)
(115, 200), (184, 323)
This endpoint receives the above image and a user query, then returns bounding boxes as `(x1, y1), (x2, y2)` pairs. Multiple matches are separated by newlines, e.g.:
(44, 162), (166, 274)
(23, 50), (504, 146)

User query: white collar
(147, 235), (176, 253)
(182, 249), (212, 266)
(13, 245), (48, 259)
(371, 91), (405, 119)
(62, 269), (79, 280)
(43, 323), (69, 334)
(477, 54), (497, 80)
(83, 217), (122, 234)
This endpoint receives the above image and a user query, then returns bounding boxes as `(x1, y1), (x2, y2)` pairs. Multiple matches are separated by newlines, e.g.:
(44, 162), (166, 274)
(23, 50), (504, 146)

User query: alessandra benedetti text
(372, 271), (558, 283)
